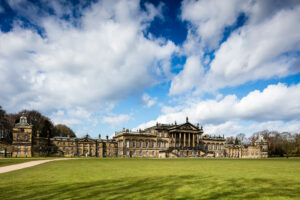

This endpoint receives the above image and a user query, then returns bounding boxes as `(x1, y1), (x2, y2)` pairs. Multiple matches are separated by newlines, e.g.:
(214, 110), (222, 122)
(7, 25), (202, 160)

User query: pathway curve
(0, 158), (74, 174)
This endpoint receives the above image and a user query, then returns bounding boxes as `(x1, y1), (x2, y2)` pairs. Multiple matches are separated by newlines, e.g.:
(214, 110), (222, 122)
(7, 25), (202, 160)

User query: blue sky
(0, 0), (300, 138)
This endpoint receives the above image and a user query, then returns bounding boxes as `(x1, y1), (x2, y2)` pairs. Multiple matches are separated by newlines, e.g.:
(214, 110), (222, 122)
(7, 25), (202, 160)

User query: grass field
(0, 158), (299, 200)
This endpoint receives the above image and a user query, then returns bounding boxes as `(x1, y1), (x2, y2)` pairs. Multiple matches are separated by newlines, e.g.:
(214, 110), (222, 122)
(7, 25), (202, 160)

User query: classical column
(179, 133), (182, 148)
(192, 134), (195, 148)
(197, 134), (199, 148)
(188, 133), (190, 148)
(183, 133), (186, 147)
(175, 133), (177, 148)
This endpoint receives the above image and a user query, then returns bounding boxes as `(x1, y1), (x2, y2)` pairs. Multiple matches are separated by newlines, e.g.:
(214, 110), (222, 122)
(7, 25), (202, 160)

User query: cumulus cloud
(169, 56), (204, 95)
(102, 114), (131, 127)
(204, 120), (300, 136)
(137, 83), (300, 135)
(141, 93), (157, 108)
(0, 0), (177, 118)
(172, 0), (300, 95)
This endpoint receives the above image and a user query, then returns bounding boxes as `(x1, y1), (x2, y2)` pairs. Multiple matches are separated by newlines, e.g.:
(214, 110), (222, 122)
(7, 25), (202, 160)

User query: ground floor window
(139, 150), (143, 156)
(152, 151), (155, 156)
(146, 151), (148, 157)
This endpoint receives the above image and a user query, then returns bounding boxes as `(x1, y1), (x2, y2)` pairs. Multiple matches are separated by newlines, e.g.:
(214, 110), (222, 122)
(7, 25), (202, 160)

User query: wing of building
(0, 115), (268, 158)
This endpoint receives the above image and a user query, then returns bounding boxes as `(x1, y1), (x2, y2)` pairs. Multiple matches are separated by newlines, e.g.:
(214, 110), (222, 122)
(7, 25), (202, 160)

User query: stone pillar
(197, 134), (199, 148)
(179, 133), (182, 148)
(174, 133), (176, 148)
(192, 134), (195, 148)
(174, 133), (177, 148)
(188, 133), (190, 148)
(183, 133), (186, 147)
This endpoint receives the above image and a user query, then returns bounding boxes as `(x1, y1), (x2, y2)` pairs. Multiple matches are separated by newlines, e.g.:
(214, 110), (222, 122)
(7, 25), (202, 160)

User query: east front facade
(0, 115), (268, 158)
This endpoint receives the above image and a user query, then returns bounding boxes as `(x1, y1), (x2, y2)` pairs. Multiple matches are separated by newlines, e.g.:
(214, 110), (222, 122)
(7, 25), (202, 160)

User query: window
(164, 141), (167, 148)
(20, 128), (24, 133)
(191, 151), (194, 156)
(158, 141), (162, 148)
(133, 140), (136, 148)
(17, 134), (20, 141)
(140, 140), (143, 148)
(212, 144), (215, 150)
(151, 141), (154, 148)
(146, 151), (149, 157)
(152, 151), (155, 156)
(126, 140), (129, 148)
(220, 144), (223, 150)
(126, 151), (130, 156)
(139, 150), (143, 156)
(58, 141), (60, 145)
(146, 141), (149, 148)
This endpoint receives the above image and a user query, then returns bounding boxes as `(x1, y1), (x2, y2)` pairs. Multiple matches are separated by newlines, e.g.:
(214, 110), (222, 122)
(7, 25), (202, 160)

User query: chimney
(106, 135), (109, 140)
(197, 123), (199, 128)
(186, 116), (188, 123)
(98, 134), (101, 139)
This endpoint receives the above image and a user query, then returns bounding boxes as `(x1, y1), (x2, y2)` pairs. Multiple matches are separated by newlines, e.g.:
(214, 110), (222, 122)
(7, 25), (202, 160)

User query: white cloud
(0, 0), (177, 117)
(181, 0), (248, 49)
(102, 114), (131, 127)
(173, 0), (300, 95)
(204, 120), (300, 136)
(142, 93), (157, 108)
(169, 56), (204, 95)
(138, 83), (300, 135)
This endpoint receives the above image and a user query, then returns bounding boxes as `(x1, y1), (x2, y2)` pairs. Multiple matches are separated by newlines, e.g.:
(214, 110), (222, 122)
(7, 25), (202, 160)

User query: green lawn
(0, 158), (299, 200)
(0, 158), (47, 167)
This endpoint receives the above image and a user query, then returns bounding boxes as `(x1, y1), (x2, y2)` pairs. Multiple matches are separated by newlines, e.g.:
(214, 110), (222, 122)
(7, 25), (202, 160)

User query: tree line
(0, 106), (76, 139)
(227, 131), (300, 157)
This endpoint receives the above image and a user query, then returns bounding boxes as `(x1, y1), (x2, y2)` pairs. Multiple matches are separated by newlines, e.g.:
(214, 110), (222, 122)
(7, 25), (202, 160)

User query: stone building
(113, 117), (226, 158)
(0, 114), (268, 158)
(224, 136), (268, 158)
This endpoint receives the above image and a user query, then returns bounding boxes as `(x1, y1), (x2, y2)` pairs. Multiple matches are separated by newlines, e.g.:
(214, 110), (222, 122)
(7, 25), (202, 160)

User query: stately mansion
(0, 115), (268, 158)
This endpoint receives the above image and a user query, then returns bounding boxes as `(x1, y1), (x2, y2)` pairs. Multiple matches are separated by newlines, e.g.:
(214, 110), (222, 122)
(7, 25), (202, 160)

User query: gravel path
(0, 158), (73, 174)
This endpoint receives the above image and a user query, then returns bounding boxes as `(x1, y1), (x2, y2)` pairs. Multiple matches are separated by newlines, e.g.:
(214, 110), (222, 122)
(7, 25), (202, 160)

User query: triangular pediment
(171, 122), (199, 131)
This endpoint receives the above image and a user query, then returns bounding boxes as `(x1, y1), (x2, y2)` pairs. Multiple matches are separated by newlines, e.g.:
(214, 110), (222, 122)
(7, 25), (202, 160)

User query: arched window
(158, 141), (162, 148)
(163, 141), (167, 148)
(212, 144), (215, 150)
(133, 140), (136, 148)
(220, 144), (223, 150)
(151, 141), (154, 148)
(126, 140), (129, 148)
(139, 150), (143, 156)
(146, 141), (149, 148)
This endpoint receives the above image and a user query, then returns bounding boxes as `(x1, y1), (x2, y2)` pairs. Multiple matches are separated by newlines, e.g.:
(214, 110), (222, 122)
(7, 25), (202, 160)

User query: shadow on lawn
(2, 176), (300, 200)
